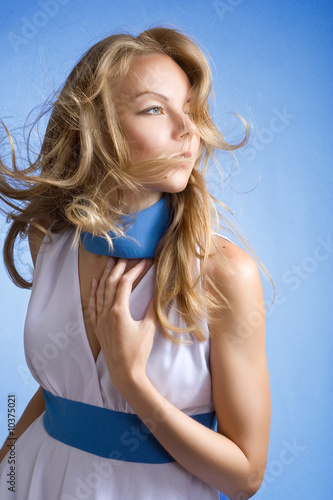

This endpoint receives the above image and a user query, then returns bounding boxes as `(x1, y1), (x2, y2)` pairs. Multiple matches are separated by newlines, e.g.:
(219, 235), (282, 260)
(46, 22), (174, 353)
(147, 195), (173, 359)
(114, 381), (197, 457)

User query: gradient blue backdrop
(0, 1), (332, 498)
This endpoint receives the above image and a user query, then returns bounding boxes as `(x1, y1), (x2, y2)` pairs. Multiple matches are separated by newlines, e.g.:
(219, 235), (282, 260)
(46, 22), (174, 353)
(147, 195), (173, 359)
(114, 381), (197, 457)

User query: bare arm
(1, 222), (47, 464)
(208, 236), (271, 496)
(89, 240), (271, 500)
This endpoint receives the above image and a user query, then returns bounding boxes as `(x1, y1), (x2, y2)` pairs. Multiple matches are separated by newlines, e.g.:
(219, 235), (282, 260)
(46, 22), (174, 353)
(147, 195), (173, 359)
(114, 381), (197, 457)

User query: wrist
(111, 369), (151, 399)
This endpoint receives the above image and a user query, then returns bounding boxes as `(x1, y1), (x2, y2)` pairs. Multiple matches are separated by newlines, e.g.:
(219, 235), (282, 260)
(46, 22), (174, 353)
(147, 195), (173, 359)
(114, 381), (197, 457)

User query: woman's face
(115, 53), (201, 198)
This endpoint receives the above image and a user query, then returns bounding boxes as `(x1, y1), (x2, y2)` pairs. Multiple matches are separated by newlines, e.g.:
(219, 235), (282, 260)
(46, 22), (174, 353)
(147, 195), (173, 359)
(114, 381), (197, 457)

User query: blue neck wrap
(80, 196), (171, 259)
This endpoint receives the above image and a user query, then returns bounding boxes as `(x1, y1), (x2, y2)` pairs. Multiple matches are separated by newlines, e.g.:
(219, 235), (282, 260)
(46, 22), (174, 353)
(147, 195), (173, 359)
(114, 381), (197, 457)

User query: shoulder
(28, 220), (51, 267)
(207, 234), (262, 298)
(206, 234), (265, 341)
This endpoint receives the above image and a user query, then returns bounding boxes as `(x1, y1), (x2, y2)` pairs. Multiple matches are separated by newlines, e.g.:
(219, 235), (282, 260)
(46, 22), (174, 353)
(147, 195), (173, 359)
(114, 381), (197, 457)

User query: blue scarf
(80, 196), (171, 259)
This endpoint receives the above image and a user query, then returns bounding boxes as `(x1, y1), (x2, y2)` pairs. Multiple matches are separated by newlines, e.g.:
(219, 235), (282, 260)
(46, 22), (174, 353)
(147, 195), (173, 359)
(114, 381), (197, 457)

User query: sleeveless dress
(0, 229), (220, 500)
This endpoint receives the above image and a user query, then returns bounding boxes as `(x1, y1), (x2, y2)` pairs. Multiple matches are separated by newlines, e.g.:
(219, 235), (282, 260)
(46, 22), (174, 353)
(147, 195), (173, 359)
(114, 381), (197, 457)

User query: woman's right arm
(0, 222), (47, 464)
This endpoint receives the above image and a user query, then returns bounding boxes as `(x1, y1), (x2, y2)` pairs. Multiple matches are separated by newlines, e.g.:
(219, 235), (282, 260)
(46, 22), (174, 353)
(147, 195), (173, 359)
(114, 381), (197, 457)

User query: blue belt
(42, 389), (216, 464)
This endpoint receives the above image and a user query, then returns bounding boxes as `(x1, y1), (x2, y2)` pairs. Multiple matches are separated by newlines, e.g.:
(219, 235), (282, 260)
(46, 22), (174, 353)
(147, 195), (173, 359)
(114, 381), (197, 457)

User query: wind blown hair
(0, 26), (250, 342)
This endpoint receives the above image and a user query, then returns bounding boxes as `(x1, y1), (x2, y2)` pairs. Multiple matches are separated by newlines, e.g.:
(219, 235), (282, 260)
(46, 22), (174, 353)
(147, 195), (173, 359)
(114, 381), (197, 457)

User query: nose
(174, 113), (198, 142)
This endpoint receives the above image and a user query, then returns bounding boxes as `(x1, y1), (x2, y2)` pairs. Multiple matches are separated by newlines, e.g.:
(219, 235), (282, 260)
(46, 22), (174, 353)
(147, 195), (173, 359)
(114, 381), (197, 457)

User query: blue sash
(42, 389), (216, 464)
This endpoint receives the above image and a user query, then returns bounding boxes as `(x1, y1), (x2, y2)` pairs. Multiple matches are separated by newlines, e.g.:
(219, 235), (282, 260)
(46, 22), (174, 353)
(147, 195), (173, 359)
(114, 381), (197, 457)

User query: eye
(141, 106), (164, 115)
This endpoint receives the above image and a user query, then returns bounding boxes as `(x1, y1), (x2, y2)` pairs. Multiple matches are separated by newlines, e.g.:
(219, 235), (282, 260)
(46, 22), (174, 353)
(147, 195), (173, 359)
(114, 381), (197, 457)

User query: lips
(174, 151), (192, 159)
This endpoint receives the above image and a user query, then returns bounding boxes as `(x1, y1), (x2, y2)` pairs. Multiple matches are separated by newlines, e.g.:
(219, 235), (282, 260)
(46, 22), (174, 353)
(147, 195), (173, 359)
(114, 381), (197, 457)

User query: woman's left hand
(88, 258), (157, 393)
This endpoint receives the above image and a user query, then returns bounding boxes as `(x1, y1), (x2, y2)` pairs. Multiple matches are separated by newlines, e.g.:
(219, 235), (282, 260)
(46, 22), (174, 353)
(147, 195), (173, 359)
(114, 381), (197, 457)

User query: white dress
(0, 230), (220, 499)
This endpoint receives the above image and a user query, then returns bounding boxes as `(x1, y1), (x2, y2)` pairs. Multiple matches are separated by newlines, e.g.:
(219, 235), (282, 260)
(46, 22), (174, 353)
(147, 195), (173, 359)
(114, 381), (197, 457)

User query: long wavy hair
(0, 26), (253, 343)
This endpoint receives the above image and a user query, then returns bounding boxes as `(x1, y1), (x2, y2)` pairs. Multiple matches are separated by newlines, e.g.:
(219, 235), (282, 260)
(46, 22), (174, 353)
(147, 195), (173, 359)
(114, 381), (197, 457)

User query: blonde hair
(0, 26), (252, 342)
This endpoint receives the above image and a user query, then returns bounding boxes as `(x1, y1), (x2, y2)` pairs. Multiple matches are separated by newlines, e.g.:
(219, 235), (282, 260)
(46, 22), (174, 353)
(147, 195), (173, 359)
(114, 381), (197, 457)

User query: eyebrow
(131, 90), (192, 103)
(131, 91), (169, 101)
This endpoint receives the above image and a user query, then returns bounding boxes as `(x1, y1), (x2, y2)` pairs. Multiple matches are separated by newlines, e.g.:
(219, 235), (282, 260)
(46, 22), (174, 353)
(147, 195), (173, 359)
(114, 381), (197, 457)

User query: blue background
(0, 1), (332, 498)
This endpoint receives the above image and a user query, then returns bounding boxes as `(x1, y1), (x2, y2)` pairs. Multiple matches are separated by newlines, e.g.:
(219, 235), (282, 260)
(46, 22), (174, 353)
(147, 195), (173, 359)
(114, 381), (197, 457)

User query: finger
(88, 278), (99, 327)
(102, 259), (129, 312)
(113, 259), (147, 309)
(96, 258), (116, 314)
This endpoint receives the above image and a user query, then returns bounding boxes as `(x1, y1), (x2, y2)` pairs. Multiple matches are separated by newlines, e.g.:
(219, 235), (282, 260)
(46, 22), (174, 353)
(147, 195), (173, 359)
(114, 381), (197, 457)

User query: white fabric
(0, 230), (219, 499)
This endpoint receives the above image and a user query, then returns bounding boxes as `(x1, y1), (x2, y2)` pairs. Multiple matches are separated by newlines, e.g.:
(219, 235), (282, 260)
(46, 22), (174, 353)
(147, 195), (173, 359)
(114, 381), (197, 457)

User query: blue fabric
(80, 196), (171, 259)
(42, 389), (217, 464)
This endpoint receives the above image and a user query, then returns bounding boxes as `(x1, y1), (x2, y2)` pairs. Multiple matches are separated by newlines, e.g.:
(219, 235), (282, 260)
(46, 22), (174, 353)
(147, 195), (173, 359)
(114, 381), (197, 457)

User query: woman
(0, 27), (270, 499)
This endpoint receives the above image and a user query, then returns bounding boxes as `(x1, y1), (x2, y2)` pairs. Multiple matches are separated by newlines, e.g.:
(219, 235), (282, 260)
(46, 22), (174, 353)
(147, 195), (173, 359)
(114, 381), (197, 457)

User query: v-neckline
(74, 243), (155, 367)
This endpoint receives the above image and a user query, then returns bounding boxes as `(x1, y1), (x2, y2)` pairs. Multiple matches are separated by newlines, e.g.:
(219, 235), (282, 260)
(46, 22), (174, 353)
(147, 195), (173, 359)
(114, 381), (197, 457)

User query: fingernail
(106, 258), (113, 267)
(92, 279), (98, 288)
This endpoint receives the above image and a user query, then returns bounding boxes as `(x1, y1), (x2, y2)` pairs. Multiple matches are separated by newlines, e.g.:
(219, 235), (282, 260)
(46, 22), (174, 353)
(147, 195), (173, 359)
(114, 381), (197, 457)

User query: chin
(161, 181), (190, 194)
(160, 171), (192, 193)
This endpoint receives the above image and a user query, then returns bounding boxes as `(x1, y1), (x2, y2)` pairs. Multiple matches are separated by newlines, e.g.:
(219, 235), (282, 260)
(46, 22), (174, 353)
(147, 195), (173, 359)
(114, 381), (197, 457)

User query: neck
(117, 191), (163, 214)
